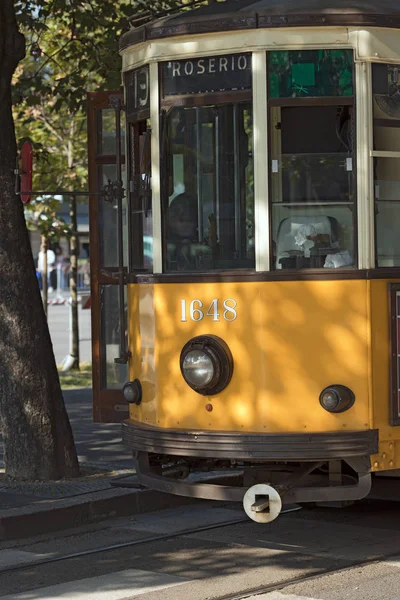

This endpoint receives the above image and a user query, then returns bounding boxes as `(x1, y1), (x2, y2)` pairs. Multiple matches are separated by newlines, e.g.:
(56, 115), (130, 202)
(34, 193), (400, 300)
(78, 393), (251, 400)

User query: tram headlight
(180, 335), (234, 395)
(182, 351), (215, 386)
(123, 379), (142, 405)
(319, 385), (355, 413)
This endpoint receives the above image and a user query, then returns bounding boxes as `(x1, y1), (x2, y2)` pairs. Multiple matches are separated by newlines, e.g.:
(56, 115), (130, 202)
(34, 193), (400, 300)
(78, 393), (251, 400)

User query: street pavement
(60, 389), (131, 468)
(2, 500), (400, 599)
(0, 388), (131, 470)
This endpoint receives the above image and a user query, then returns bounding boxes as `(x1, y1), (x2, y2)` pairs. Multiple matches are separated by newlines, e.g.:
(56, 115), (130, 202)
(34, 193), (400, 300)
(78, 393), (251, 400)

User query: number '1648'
(181, 299), (237, 322)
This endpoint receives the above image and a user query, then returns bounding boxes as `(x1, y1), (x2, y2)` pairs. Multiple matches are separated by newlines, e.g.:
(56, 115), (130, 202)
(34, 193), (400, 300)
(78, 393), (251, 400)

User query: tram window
(100, 285), (128, 389)
(269, 50), (353, 98)
(271, 105), (355, 270)
(98, 164), (128, 269)
(129, 120), (153, 272)
(373, 63), (400, 267)
(163, 104), (254, 272)
(96, 108), (126, 156)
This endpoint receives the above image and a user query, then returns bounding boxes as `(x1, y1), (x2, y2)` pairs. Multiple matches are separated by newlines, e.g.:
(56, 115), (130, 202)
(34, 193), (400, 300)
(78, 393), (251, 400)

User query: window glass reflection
(269, 50), (354, 98)
(100, 285), (128, 390)
(164, 104), (254, 272)
(98, 164), (128, 268)
(373, 63), (400, 267)
(129, 120), (153, 272)
(97, 108), (126, 156)
(271, 105), (355, 270)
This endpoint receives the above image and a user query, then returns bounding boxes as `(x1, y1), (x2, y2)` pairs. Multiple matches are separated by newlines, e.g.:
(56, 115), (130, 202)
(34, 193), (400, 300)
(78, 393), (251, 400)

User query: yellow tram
(89, 0), (400, 522)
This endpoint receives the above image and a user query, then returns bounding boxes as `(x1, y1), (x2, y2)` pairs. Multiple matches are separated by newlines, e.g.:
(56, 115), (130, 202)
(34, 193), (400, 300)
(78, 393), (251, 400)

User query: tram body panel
(127, 284), (157, 425)
(128, 280), (370, 433)
(370, 279), (400, 472)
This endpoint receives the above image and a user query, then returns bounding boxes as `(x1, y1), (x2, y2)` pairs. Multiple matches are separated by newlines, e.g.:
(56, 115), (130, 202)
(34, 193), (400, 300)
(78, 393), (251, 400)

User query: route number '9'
(181, 299), (237, 322)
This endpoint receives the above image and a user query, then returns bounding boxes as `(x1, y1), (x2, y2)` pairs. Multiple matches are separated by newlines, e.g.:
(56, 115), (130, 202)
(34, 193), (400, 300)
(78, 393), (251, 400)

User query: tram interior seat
(276, 215), (351, 269)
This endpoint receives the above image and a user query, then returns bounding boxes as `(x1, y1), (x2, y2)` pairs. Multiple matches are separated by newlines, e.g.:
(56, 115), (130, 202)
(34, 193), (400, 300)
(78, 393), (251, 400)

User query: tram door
(88, 70), (152, 423)
(88, 91), (129, 423)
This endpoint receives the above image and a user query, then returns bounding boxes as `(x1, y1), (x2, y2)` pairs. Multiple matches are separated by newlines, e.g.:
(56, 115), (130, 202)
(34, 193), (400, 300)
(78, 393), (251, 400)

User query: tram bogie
(89, 0), (400, 523)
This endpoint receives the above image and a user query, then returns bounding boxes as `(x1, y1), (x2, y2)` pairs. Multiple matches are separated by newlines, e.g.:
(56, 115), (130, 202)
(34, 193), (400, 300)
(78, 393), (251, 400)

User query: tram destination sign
(162, 53), (252, 97)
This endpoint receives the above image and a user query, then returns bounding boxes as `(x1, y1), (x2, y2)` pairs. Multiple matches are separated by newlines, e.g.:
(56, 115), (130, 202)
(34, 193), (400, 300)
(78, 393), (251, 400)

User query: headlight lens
(319, 385), (355, 413)
(123, 379), (142, 405)
(182, 350), (214, 386)
(180, 335), (234, 396)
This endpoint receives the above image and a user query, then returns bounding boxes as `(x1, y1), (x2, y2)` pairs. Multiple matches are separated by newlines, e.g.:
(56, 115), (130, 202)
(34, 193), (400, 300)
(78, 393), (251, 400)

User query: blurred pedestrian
(38, 243), (56, 292)
(35, 260), (42, 290)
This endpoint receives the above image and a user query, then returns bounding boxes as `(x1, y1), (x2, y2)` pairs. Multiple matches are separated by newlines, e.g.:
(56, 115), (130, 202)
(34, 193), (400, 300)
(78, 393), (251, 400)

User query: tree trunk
(69, 196), (80, 369)
(0, 2), (79, 481)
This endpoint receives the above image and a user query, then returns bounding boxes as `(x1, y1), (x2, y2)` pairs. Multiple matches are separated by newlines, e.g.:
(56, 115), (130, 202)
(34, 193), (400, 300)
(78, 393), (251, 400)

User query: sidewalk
(0, 390), (196, 540)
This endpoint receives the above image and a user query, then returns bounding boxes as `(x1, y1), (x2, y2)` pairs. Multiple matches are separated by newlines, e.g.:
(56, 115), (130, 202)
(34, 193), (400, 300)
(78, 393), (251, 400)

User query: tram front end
(123, 278), (378, 523)
(88, 1), (400, 523)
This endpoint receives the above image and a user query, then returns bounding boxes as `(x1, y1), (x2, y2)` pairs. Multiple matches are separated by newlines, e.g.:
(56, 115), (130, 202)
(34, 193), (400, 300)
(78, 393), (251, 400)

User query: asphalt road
(2, 500), (400, 599)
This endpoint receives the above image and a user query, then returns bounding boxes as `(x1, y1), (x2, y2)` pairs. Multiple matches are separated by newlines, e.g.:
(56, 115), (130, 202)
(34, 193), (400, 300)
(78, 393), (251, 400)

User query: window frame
(266, 50), (358, 272)
(371, 61), (400, 271)
(159, 58), (255, 274)
(124, 66), (152, 274)
(88, 90), (128, 423)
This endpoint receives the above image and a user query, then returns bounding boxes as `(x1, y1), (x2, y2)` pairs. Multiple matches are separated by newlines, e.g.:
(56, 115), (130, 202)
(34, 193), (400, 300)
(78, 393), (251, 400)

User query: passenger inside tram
(166, 192), (213, 271)
(165, 103), (255, 272)
(271, 103), (355, 269)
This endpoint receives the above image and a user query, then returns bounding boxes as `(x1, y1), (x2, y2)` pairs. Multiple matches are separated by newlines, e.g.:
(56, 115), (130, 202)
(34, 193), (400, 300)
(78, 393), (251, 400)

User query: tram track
(219, 551), (400, 600)
(2, 503), (400, 600)
(0, 507), (301, 576)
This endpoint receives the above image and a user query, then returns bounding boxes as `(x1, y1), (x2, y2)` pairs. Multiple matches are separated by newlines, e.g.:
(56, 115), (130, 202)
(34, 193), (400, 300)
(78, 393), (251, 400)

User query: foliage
(13, 1), (200, 213)
(26, 197), (72, 241)
(14, 0), (198, 112)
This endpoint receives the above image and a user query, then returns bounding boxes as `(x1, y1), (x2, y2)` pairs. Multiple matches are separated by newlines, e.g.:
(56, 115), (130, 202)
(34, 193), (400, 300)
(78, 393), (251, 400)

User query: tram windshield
(158, 50), (357, 272)
(269, 50), (356, 270)
(164, 104), (254, 272)
(161, 53), (254, 273)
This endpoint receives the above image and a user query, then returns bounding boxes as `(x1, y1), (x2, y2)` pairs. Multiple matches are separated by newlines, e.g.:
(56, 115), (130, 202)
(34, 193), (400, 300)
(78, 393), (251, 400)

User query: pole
(42, 236), (48, 320)
(69, 195), (79, 369)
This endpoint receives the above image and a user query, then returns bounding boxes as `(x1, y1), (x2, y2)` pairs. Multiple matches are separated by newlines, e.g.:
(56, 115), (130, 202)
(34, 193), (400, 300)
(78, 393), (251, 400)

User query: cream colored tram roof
(120, 0), (400, 51)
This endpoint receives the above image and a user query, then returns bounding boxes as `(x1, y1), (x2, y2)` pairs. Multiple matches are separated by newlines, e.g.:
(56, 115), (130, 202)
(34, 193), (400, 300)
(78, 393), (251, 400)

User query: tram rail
(0, 508), (301, 576)
(2, 503), (400, 600)
(221, 555), (398, 600)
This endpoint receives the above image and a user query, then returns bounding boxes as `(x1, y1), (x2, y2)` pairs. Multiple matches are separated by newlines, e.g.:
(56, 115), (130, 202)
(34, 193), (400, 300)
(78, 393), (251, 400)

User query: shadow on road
(0, 388), (132, 469)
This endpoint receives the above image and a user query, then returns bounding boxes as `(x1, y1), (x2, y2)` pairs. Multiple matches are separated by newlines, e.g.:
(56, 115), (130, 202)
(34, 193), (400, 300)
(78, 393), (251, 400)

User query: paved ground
(0, 389), (131, 471)
(60, 389), (131, 467)
(1, 500), (400, 599)
(47, 295), (92, 365)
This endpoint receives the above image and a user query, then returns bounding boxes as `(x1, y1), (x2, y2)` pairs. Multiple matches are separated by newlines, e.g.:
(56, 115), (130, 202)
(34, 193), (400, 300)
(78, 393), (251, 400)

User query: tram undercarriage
(124, 422), (378, 523)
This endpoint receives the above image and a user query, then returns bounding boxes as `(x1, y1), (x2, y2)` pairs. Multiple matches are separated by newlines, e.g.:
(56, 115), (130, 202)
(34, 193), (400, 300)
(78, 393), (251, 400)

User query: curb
(0, 486), (200, 541)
